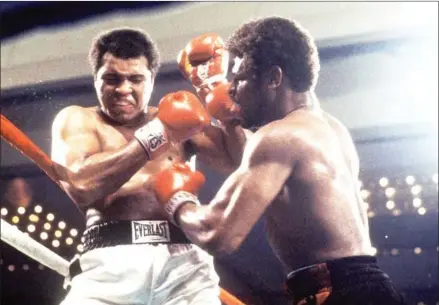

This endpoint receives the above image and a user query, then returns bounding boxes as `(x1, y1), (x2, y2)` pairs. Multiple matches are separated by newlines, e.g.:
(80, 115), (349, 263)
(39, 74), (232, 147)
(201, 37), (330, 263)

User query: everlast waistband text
(131, 220), (171, 243)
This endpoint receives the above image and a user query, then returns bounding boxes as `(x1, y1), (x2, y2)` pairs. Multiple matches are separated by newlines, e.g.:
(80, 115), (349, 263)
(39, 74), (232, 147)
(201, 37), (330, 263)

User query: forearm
(65, 140), (148, 206)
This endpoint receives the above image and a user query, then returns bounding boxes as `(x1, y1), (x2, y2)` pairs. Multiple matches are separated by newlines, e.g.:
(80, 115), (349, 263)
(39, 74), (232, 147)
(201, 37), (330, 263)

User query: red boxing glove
(178, 33), (229, 98)
(158, 91), (211, 141)
(205, 82), (241, 124)
(154, 162), (205, 225)
(134, 91), (210, 159)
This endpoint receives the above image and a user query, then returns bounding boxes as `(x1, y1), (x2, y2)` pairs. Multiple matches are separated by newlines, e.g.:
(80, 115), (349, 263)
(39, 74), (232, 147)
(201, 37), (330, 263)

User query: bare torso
(83, 107), (188, 228)
(264, 109), (372, 272)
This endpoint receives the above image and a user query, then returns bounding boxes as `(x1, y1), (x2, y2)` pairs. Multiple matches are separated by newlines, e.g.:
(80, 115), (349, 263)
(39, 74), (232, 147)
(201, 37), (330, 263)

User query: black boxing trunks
(284, 256), (407, 305)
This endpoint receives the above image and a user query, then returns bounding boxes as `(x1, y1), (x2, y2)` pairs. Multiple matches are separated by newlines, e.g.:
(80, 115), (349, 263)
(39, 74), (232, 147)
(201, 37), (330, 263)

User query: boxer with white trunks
(51, 28), (247, 305)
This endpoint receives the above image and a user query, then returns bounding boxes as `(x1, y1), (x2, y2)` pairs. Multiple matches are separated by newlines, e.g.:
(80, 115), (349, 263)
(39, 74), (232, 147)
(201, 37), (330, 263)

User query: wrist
(134, 118), (170, 160)
(165, 190), (200, 226)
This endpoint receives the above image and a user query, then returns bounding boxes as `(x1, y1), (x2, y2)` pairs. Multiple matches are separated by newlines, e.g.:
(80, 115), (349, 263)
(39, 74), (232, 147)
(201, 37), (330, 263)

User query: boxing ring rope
(0, 113), (246, 305)
(1, 219), (70, 277)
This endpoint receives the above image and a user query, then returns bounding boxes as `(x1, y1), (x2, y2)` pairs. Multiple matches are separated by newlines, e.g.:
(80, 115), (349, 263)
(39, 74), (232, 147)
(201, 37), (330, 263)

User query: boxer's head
(89, 28), (161, 125)
(227, 17), (320, 128)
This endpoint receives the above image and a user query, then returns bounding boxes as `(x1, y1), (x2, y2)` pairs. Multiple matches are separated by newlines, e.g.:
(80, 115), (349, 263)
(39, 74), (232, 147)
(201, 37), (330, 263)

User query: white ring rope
(1, 218), (69, 277)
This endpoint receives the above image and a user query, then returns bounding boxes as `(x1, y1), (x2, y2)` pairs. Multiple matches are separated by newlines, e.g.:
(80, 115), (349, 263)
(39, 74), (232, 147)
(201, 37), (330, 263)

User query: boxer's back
(264, 109), (373, 272)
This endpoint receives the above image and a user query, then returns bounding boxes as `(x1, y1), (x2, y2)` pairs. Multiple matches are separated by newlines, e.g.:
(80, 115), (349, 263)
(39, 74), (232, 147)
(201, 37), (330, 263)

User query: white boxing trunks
(60, 220), (220, 305)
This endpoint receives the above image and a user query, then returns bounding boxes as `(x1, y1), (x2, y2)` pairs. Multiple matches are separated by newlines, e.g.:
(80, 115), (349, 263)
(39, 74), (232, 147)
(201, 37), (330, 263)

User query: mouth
(112, 100), (135, 109)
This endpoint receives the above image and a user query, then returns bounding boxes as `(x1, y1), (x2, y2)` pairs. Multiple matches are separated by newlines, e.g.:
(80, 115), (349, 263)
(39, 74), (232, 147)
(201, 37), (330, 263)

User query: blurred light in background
(392, 209), (402, 216)
(414, 247), (423, 255)
(405, 175), (415, 185)
(70, 228), (78, 237)
(77, 244), (84, 253)
(417, 207), (427, 215)
(58, 221), (66, 230)
(391, 248), (399, 256)
(29, 214), (39, 222)
(34, 205), (42, 213)
(361, 189), (370, 200)
(386, 200), (395, 210)
(379, 177), (389, 187)
(411, 185), (422, 196)
(385, 187), (396, 198)
(413, 198), (423, 208)
(27, 224), (35, 233)
(54, 230), (62, 238)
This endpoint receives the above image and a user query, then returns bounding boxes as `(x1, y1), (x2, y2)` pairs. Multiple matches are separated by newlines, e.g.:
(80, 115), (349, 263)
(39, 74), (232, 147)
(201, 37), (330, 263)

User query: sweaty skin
(51, 54), (244, 229)
(53, 105), (185, 226)
(263, 109), (371, 272)
(176, 105), (373, 273)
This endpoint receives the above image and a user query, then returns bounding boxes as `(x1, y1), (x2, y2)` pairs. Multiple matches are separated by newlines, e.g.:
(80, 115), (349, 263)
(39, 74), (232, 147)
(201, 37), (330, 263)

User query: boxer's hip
(284, 256), (404, 305)
(63, 220), (218, 301)
(67, 219), (197, 283)
(82, 219), (191, 253)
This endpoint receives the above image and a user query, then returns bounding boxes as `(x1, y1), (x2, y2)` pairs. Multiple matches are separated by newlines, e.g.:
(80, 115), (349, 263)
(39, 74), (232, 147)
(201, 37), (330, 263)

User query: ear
(267, 66), (283, 89)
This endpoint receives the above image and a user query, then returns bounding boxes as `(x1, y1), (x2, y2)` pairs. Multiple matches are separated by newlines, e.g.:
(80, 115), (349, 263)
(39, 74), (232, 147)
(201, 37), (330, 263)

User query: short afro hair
(227, 17), (320, 92)
(89, 27), (160, 77)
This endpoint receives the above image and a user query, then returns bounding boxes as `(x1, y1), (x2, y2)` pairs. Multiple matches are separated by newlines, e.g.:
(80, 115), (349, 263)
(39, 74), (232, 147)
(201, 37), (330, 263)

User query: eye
(129, 76), (145, 85)
(102, 74), (120, 85)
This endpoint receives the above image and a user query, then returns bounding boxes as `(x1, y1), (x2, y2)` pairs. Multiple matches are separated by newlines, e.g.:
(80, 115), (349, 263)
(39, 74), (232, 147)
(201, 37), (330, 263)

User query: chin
(105, 112), (130, 125)
(241, 116), (261, 130)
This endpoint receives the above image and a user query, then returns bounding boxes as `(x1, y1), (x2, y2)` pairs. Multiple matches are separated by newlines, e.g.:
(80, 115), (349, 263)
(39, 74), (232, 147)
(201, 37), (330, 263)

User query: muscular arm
(188, 123), (250, 174)
(176, 125), (297, 255)
(51, 106), (148, 207)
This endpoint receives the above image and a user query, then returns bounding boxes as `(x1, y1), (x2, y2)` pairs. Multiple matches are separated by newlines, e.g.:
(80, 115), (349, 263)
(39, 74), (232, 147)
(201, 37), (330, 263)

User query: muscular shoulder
(243, 120), (303, 167)
(52, 105), (99, 136)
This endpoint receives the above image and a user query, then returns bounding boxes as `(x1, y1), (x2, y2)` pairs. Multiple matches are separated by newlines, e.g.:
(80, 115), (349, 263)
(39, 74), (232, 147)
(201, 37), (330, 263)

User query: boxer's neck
(270, 90), (318, 122)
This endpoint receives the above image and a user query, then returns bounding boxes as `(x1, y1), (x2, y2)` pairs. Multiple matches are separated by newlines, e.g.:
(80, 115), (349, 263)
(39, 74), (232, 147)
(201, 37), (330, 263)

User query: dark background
(1, 2), (438, 305)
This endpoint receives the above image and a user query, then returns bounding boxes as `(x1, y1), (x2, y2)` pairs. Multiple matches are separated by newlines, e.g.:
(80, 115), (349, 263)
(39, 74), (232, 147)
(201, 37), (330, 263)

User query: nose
(115, 79), (132, 95)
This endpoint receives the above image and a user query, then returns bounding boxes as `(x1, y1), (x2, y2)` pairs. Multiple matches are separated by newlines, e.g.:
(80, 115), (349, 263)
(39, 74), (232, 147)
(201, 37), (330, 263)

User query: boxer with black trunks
(153, 17), (408, 305)
(51, 28), (247, 305)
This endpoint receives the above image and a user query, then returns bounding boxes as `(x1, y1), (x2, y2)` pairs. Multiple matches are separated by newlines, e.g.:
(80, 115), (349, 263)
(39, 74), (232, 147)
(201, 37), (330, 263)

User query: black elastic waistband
(82, 220), (191, 253)
(285, 256), (389, 303)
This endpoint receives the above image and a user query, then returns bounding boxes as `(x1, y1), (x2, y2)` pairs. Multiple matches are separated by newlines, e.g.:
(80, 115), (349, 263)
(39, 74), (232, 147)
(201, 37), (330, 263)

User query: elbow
(201, 229), (245, 257)
(179, 206), (244, 256)
(61, 180), (99, 208)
